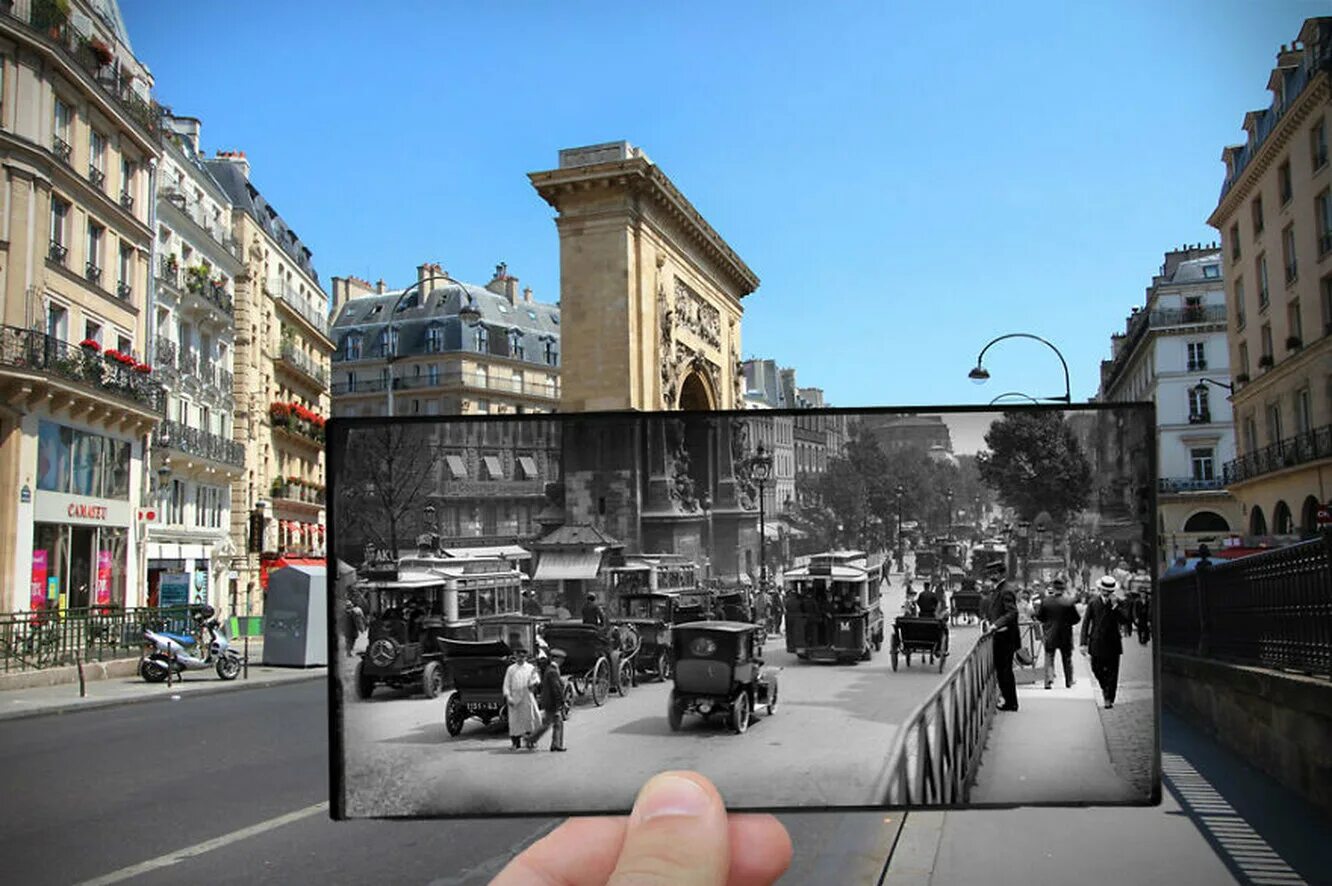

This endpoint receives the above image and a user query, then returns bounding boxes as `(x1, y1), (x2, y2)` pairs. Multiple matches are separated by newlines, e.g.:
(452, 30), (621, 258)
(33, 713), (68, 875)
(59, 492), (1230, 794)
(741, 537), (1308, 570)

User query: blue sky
(120, 1), (1317, 408)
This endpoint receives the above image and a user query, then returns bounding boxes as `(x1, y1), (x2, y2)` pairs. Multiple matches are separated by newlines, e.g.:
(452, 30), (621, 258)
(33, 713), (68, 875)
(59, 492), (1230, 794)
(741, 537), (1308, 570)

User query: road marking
(73, 801), (329, 886)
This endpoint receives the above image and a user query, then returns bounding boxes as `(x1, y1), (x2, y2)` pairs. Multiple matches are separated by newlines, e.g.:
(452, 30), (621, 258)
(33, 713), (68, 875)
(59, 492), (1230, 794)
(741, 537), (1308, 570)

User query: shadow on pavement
(1162, 709), (1331, 886)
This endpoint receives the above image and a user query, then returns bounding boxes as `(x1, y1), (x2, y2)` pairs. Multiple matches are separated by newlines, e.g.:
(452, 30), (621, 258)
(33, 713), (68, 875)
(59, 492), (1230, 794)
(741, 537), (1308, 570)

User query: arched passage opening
(1249, 505), (1267, 536)
(678, 371), (715, 412)
(1300, 495), (1320, 535)
(1183, 511), (1230, 533)
(1273, 500), (1294, 535)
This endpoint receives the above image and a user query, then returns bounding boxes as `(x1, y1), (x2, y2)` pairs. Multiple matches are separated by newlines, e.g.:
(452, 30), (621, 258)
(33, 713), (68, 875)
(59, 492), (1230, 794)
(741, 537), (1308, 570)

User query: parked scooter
(139, 604), (242, 682)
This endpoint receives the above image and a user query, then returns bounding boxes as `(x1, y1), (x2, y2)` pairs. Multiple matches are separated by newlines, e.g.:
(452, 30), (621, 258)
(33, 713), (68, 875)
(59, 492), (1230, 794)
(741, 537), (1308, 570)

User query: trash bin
(262, 565), (327, 666)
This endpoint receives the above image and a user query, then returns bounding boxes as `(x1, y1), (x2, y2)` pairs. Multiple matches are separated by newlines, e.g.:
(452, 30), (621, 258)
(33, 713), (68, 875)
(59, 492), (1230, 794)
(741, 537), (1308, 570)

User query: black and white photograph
(327, 404), (1159, 818)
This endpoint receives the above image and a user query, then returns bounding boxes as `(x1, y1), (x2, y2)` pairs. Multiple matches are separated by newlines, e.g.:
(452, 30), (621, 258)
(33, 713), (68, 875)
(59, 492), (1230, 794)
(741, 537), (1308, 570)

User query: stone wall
(1162, 652), (1332, 817)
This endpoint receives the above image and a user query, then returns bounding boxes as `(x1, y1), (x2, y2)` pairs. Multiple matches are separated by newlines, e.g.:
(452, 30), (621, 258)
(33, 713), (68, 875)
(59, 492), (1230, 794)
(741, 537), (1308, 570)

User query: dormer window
(426, 323), (444, 353)
(379, 327), (398, 355)
(510, 330), (524, 360)
(1202, 264), (1220, 279)
(474, 325), (489, 353)
(344, 333), (362, 360)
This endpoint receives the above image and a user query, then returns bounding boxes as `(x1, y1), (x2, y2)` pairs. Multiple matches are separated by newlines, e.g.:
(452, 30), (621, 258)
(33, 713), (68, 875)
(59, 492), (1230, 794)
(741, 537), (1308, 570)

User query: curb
(881, 810), (947, 886)
(0, 670), (326, 722)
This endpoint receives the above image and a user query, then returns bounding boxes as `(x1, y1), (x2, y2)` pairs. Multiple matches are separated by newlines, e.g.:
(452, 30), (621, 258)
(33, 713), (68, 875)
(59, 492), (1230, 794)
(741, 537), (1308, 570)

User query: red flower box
(79, 339), (101, 351)
(134, 363), (152, 374)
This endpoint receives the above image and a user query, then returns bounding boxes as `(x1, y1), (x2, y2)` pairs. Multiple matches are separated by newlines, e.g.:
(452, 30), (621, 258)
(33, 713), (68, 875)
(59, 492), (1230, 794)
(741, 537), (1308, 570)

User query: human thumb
(607, 771), (729, 886)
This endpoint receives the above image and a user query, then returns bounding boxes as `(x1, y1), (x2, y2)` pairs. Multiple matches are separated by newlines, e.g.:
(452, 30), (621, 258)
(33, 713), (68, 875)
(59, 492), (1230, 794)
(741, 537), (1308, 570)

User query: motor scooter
(139, 607), (242, 682)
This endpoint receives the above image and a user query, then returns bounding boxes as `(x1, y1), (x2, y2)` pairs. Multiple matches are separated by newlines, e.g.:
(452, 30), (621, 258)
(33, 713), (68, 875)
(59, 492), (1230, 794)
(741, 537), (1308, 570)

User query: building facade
(1098, 245), (1243, 563)
(202, 152), (332, 613)
(0, 0), (165, 611)
(530, 142), (757, 412)
(329, 262), (561, 417)
(143, 113), (244, 611)
(1209, 17), (1332, 541)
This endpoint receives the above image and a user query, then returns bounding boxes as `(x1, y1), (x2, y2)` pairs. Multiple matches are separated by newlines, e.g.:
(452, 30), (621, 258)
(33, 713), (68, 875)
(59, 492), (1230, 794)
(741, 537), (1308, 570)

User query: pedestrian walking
(1133, 591), (1151, 645)
(984, 560), (1021, 712)
(1080, 564), (1092, 594)
(1035, 577), (1080, 689)
(527, 648), (567, 751)
(1081, 575), (1127, 709)
(502, 647), (541, 750)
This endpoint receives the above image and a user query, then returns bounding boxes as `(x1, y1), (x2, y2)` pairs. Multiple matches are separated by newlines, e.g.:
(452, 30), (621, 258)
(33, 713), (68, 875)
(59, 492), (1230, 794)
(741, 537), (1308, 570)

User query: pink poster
(30, 551), (47, 611)
(95, 550), (112, 607)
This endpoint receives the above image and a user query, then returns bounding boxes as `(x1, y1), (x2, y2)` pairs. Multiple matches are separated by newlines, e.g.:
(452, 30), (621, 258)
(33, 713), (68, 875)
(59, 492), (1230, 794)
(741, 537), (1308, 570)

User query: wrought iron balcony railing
(120, 191), (134, 212)
(1224, 424), (1332, 484)
(52, 134), (71, 164)
(88, 165), (105, 190)
(267, 279), (329, 338)
(115, 281), (131, 301)
(85, 263), (101, 286)
(0, 325), (165, 414)
(153, 418), (244, 467)
(48, 240), (67, 265)
(279, 341), (328, 387)
(158, 257), (179, 289)
(1, 1), (164, 143)
(1157, 477), (1225, 493)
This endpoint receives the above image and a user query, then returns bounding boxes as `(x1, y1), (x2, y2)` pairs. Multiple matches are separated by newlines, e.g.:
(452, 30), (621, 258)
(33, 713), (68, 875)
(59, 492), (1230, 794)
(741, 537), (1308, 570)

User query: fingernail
(632, 773), (711, 823)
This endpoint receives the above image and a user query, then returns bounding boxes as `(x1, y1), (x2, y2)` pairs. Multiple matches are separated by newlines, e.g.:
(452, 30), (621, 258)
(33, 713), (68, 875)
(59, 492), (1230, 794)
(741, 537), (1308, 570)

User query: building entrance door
(69, 527), (94, 608)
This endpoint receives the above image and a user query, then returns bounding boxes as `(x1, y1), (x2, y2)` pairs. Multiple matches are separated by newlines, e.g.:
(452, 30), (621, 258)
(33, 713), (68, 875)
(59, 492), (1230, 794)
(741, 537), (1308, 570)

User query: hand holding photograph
(327, 404), (1159, 818)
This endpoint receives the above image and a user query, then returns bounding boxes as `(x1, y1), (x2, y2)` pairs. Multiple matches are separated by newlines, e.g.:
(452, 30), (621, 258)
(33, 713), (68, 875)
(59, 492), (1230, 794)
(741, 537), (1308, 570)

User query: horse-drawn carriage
(950, 578), (985, 625)
(890, 616), (949, 672)
(541, 620), (632, 706)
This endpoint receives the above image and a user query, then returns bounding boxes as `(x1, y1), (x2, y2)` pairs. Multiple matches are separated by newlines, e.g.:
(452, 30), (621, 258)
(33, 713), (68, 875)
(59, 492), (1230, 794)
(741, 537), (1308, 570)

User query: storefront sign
(95, 551), (113, 607)
(30, 551), (47, 610)
(159, 572), (191, 608)
(33, 491), (131, 527)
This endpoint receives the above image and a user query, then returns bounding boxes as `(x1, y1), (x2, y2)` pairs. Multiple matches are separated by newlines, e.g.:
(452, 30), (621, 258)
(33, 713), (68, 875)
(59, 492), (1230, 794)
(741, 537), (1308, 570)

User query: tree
(336, 424), (437, 560)
(976, 411), (1092, 525)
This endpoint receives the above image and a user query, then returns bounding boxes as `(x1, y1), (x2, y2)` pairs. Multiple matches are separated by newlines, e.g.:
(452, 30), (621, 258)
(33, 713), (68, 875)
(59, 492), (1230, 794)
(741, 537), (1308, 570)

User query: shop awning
(260, 556), (326, 589)
(482, 455), (503, 480)
(517, 456), (538, 479)
(444, 455), (467, 479)
(533, 549), (603, 581)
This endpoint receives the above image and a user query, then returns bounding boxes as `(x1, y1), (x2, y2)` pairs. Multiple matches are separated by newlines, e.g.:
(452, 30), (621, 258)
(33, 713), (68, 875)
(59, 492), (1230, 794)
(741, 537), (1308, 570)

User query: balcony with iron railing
(1158, 477), (1227, 494)
(48, 240), (67, 266)
(153, 418), (244, 468)
(158, 256), (179, 290)
(1103, 303), (1229, 389)
(279, 341), (328, 387)
(52, 134), (71, 164)
(183, 267), (234, 317)
(87, 165), (105, 191)
(267, 279), (330, 339)
(119, 190), (134, 212)
(0, 325), (165, 415)
(331, 369), (559, 399)
(1224, 424), (1332, 484)
(0, 1), (163, 143)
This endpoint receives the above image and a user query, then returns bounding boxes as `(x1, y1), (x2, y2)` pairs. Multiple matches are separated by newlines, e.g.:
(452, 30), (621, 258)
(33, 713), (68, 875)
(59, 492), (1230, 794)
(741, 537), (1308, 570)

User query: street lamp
(988, 391), (1042, 405)
(968, 333), (1072, 404)
(944, 488), (954, 535)
(424, 502), (437, 553)
(750, 443), (773, 589)
(894, 484), (906, 565)
(385, 274), (483, 416)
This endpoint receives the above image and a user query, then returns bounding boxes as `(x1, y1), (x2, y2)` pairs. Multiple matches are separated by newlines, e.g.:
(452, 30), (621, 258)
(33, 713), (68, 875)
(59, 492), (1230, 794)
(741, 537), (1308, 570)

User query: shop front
(28, 419), (137, 612)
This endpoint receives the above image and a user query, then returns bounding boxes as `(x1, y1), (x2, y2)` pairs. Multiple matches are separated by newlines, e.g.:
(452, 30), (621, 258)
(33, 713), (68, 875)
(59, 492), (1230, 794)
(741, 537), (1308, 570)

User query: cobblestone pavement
(1091, 633), (1156, 797)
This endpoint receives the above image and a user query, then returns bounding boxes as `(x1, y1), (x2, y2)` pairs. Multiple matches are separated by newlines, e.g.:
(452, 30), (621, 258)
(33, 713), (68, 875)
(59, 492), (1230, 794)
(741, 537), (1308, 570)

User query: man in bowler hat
(983, 560), (1020, 711)
(1081, 575), (1127, 708)
(1035, 576), (1080, 689)
(527, 648), (567, 751)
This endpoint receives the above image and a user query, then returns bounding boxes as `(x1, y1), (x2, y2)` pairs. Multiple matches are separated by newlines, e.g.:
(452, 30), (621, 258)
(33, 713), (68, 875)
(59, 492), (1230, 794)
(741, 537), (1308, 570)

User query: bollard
(243, 624), (250, 680)
(75, 649), (86, 698)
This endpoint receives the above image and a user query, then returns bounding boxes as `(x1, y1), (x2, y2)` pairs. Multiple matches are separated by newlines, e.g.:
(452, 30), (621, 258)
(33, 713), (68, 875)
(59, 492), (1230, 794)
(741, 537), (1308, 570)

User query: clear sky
(120, 0), (1319, 408)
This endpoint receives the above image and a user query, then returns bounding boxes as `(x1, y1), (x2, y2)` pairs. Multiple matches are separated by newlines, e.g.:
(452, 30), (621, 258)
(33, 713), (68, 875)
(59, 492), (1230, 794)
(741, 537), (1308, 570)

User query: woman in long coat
(502, 648), (541, 750)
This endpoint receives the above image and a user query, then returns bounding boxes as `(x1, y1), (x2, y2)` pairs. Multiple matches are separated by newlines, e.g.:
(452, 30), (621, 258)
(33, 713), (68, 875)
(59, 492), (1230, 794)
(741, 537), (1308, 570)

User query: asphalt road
(0, 571), (971, 885)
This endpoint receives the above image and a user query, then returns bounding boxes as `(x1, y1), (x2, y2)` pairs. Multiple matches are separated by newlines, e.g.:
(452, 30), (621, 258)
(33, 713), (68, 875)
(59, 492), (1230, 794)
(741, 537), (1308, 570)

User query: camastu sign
(33, 491), (131, 527)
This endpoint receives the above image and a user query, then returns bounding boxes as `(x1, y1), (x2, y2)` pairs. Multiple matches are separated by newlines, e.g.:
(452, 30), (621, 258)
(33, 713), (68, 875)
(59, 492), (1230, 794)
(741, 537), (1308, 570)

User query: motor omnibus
(782, 551), (886, 663)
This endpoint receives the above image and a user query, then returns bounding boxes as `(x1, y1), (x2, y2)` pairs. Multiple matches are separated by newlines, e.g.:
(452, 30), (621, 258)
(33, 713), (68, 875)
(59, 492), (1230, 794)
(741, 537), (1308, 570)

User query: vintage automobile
(541, 621), (616, 706)
(441, 614), (572, 738)
(783, 551), (886, 663)
(615, 590), (717, 681)
(355, 556), (525, 700)
(667, 622), (778, 734)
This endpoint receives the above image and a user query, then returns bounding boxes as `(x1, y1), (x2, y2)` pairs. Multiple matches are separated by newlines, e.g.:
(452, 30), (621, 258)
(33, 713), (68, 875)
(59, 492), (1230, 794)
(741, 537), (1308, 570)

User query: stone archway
(1249, 505), (1267, 536)
(678, 371), (715, 412)
(1183, 511), (1230, 533)
(1273, 500), (1294, 535)
(1300, 495), (1320, 535)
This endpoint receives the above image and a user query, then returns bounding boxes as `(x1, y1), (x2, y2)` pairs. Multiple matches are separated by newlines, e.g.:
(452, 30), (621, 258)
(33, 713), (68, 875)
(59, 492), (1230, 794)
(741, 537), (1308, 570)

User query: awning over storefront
(444, 455), (467, 479)
(260, 556), (326, 589)
(533, 549), (603, 581)
(481, 455), (503, 480)
(443, 545), (532, 561)
(517, 456), (538, 479)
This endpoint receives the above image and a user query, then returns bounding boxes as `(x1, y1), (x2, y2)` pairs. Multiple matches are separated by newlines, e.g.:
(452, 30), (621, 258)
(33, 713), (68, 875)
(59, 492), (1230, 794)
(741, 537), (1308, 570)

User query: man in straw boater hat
(1081, 574), (1128, 709)
(982, 559), (1021, 711)
(1035, 576), (1080, 690)
(527, 647), (567, 751)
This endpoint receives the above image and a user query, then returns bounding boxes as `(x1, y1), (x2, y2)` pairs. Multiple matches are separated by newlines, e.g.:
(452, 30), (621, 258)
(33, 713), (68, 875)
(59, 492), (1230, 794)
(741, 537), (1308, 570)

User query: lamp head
(456, 286), (482, 324)
(968, 365), (990, 384)
(750, 443), (773, 483)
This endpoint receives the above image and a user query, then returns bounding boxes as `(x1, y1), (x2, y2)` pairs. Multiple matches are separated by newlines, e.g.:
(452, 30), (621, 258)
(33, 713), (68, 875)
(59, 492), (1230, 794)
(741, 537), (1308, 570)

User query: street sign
(1316, 504), (1332, 527)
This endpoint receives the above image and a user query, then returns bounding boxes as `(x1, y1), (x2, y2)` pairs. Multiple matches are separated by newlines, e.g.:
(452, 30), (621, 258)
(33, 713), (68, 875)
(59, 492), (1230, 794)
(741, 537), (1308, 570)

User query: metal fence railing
(1159, 536), (1332, 679)
(0, 606), (196, 674)
(881, 631), (997, 806)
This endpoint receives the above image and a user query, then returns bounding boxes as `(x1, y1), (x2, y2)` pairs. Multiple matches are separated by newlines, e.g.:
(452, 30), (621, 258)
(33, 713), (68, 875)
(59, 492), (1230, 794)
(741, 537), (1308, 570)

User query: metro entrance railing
(0, 606), (195, 674)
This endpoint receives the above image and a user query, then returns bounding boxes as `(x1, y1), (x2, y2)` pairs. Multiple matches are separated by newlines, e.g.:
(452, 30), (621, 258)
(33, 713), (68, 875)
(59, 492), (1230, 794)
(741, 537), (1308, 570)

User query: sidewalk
(0, 651), (326, 722)
(884, 642), (1329, 885)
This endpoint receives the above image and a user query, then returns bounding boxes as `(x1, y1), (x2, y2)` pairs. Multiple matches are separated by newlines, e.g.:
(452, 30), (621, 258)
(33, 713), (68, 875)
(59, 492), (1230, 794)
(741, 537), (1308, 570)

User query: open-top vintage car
(668, 622), (778, 734)
(440, 615), (572, 737)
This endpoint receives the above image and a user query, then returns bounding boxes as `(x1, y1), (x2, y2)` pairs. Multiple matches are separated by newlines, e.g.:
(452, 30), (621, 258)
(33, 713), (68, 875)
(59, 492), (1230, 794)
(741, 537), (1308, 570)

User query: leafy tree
(976, 411), (1092, 526)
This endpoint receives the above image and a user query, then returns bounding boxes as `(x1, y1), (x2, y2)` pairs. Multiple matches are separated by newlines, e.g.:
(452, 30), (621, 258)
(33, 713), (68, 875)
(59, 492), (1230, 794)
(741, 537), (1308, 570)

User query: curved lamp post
(1192, 377), (1234, 394)
(385, 274), (483, 416)
(988, 391), (1042, 405)
(968, 333), (1072, 403)
(750, 443), (773, 589)
(894, 483), (905, 565)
